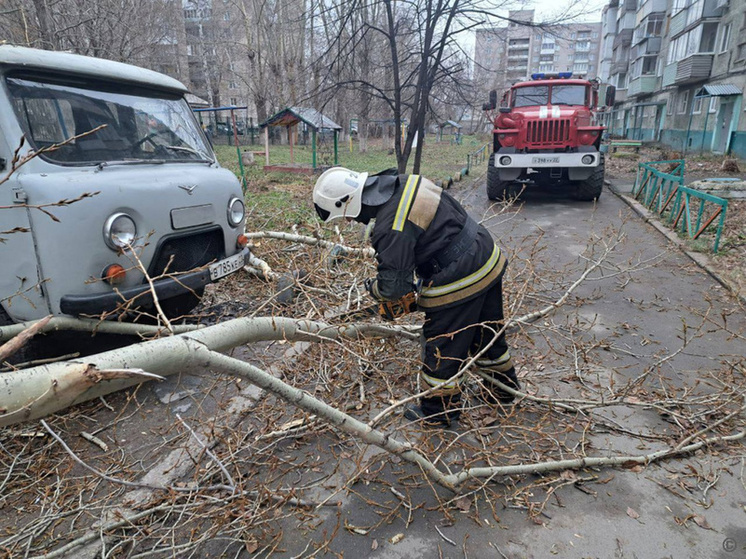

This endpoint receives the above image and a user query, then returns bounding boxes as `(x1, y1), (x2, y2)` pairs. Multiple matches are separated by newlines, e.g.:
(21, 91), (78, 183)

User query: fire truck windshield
(514, 86), (549, 107)
(513, 84), (588, 108)
(551, 85), (587, 106)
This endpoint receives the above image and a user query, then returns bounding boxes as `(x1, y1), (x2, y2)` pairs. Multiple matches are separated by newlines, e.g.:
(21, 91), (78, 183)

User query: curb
(606, 180), (745, 305)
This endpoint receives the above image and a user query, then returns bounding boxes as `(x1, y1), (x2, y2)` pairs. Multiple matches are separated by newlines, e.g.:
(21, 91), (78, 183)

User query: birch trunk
(0, 317), (404, 428)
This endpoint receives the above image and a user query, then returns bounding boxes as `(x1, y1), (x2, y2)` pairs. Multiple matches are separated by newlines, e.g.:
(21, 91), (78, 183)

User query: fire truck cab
(484, 72), (613, 201)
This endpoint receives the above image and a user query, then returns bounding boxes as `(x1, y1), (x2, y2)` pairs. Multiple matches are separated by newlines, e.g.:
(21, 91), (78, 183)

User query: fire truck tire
(487, 153), (513, 200)
(573, 155), (605, 201)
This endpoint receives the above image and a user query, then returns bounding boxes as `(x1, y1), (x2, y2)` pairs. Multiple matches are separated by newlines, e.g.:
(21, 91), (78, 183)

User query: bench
(610, 140), (642, 153)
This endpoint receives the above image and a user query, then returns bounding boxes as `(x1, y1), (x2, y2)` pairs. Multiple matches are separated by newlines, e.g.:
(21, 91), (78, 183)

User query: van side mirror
(605, 85), (616, 107)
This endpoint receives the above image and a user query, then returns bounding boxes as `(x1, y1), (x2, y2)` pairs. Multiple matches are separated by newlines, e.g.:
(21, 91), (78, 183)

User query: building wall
(474, 11), (603, 108)
(602, 0), (746, 156)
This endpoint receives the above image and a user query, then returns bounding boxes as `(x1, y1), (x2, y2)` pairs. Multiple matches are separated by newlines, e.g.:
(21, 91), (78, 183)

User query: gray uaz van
(0, 46), (249, 324)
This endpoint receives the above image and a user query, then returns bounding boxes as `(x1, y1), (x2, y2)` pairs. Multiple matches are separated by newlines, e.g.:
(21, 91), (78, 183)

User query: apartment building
(474, 10), (603, 109)
(600, 0), (746, 157)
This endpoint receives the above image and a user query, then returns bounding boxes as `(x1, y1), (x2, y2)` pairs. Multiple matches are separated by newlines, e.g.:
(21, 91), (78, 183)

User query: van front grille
(147, 227), (224, 278)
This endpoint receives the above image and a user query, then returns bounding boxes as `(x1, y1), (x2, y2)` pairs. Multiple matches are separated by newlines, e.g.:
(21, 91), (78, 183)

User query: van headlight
(103, 213), (137, 250)
(227, 197), (245, 227)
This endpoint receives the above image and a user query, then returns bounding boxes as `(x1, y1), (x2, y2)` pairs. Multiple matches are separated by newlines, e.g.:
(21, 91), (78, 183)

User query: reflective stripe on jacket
(370, 174), (507, 310)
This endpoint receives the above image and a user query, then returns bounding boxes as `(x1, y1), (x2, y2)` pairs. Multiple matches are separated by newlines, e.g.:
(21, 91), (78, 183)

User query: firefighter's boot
(404, 394), (460, 428)
(475, 356), (520, 406)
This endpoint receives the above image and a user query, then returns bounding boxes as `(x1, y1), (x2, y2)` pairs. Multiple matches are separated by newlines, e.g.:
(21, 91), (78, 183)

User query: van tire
(573, 155), (604, 201)
(157, 289), (204, 320)
(0, 305), (13, 326)
(487, 153), (514, 200)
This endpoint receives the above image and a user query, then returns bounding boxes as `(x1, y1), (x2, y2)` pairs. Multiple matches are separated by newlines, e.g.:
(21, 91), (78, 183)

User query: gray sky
(524, 0), (609, 23)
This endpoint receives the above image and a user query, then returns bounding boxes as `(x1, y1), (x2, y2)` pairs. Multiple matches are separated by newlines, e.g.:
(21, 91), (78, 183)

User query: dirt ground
(605, 144), (745, 299)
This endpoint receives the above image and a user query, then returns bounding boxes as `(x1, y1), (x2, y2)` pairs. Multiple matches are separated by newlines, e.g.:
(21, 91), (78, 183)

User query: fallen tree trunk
(0, 317), (408, 428)
(0, 317), (199, 344)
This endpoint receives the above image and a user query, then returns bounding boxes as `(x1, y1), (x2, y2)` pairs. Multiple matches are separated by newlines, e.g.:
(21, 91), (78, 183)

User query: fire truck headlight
(499, 156), (512, 166)
(582, 155), (595, 165)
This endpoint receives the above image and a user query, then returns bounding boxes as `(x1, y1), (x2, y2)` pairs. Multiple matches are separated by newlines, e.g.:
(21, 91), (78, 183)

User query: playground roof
(440, 120), (462, 129)
(185, 93), (209, 107)
(259, 107), (342, 130)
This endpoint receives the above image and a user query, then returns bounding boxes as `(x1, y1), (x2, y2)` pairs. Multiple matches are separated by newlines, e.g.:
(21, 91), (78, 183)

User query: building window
(678, 91), (689, 114)
(223, 12), (230, 20)
(693, 97), (702, 113)
(592, 32), (599, 39)
(709, 97), (718, 113)
(184, 8), (197, 18)
(186, 45), (194, 56)
(230, 97), (238, 106)
(719, 24), (731, 53)
(573, 62), (589, 73)
(568, 54), (574, 61)
(229, 81), (238, 89)
(737, 43), (746, 61)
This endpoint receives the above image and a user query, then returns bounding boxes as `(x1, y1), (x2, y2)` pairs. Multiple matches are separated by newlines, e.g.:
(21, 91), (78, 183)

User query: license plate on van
(209, 253), (245, 281)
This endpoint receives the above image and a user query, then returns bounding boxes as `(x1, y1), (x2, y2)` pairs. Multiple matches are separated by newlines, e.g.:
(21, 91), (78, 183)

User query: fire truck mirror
(605, 85), (616, 107)
(489, 90), (497, 109)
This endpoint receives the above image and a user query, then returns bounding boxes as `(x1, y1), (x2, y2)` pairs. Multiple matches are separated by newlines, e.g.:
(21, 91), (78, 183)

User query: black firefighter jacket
(368, 174), (507, 311)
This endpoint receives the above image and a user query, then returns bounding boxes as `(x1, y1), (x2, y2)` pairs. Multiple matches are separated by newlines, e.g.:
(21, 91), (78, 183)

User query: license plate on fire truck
(209, 253), (244, 281)
(531, 156), (560, 165)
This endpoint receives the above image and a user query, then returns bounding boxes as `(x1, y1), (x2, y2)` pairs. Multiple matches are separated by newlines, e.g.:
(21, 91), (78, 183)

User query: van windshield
(6, 76), (214, 165)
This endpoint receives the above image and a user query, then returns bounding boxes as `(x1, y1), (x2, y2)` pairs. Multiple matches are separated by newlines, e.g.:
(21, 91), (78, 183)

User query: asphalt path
(267, 176), (746, 558)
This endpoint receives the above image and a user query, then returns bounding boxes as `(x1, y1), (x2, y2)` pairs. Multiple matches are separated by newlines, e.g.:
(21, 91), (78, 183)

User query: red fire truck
(483, 72), (614, 201)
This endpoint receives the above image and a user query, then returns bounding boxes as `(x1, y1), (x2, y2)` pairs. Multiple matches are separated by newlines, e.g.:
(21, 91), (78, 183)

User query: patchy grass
(213, 136), (491, 233)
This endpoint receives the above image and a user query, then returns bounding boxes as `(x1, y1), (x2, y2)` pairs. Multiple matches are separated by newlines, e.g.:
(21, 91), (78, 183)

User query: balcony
(675, 53), (714, 84)
(662, 62), (677, 87)
(631, 37), (662, 58)
(611, 60), (629, 74)
(637, 0), (667, 23)
(614, 88), (628, 103)
(670, 9), (687, 37)
(613, 29), (633, 49)
(627, 75), (657, 96)
(671, 0), (724, 39)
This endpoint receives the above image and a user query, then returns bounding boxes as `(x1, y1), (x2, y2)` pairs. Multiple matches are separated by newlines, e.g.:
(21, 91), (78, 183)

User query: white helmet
(313, 167), (369, 222)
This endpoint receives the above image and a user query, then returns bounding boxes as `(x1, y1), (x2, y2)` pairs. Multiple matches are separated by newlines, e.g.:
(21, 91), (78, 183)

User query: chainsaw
(334, 291), (418, 322)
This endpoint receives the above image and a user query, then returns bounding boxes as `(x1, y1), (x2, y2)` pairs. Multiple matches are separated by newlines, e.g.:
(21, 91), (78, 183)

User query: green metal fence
(633, 160), (728, 253)
(466, 143), (489, 175)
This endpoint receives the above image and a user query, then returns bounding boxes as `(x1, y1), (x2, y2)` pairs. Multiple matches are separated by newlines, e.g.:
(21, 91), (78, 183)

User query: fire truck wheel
(487, 153), (513, 200)
(573, 154), (604, 201)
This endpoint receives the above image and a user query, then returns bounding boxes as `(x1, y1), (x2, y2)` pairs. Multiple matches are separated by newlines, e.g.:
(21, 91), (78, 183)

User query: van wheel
(487, 153), (515, 200)
(0, 305), (13, 326)
(156, 289), (205, 321)
(573, 155), (604, 201)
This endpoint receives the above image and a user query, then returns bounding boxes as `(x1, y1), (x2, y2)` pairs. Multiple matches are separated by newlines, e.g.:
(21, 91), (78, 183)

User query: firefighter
(313, 167), (520, 427)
